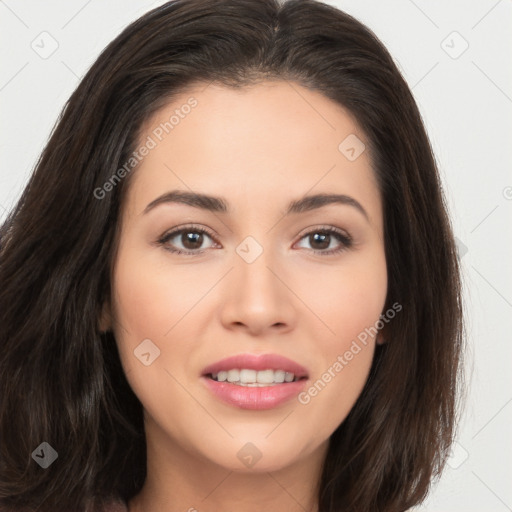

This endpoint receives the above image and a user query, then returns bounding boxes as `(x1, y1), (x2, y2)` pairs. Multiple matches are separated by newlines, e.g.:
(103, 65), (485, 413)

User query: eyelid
(295, 224), (351, 242)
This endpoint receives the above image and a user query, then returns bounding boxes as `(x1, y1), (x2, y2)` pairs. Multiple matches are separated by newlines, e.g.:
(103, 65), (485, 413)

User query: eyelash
(156, 224), (353, 256)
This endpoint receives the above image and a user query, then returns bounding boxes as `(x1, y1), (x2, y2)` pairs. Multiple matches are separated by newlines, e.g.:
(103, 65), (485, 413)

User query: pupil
(183, 232), (203, 249)
(311, 232), (329, 249)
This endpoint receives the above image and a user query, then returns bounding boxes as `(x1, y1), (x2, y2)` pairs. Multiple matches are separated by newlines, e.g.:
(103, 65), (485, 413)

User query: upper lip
(201, 353), (309, 378)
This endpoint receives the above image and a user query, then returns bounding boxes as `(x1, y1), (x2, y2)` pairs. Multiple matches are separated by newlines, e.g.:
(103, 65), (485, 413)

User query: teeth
(209, 368), (299, 385)
(227, 369), (240, 382)
(256, 369), (274, 384)
(240, 369), (257, 383)
(274, 370), (285, 383)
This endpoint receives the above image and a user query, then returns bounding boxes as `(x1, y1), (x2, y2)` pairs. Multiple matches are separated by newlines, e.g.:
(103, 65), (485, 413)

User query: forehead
(123, 80), (382, 229)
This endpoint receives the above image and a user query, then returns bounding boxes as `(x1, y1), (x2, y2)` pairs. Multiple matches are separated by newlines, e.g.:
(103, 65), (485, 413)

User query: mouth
(201, 353), (309, 410)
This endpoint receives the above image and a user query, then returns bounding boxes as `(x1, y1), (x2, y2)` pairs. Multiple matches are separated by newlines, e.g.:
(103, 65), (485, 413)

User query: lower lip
(201, 376), (308, 410)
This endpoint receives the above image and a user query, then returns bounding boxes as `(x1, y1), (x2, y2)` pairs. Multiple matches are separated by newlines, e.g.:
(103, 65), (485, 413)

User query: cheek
(111, 247), (203, 342)
(292, 252), (387, 437)
(320, 253), (387, 371)
(292, 248), (387, 342)
(109, 247), (190, 381)
(109, 250), (200, 426)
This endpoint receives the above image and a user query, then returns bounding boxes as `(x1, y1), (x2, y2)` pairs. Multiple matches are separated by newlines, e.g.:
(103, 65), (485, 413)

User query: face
(102, 80), (387, 474)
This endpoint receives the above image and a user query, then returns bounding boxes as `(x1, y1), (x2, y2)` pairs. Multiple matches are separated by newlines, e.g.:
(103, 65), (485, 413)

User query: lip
(201, 353), (309, 410)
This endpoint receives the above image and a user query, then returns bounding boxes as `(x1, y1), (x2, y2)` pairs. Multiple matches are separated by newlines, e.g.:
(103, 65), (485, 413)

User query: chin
(201, 436), (316, 474)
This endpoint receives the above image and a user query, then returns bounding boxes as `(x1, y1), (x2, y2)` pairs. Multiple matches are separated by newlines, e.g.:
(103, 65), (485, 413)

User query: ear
(376, 327), (388, 345)
(98, 300), (112, 333)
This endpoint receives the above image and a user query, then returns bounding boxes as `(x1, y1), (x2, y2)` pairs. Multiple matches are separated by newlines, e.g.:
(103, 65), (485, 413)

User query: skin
(100, 80), (388, 512)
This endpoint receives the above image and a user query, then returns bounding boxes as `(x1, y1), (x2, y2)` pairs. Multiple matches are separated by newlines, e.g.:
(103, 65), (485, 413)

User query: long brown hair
(0, 1), (465, 511)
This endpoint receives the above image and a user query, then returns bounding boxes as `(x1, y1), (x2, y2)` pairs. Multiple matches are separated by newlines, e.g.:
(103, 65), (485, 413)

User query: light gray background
(1, 1), (511, 510)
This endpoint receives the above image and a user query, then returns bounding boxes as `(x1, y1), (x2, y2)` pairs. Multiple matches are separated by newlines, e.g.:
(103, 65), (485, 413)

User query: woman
(0, 0), (465, 511)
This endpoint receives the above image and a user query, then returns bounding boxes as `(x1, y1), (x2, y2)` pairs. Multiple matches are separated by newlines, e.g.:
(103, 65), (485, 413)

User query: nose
(219, 243), (297, 336)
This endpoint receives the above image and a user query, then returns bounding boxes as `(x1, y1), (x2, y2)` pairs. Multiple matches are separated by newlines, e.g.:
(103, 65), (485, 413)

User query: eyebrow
(142, 189), (369, 221)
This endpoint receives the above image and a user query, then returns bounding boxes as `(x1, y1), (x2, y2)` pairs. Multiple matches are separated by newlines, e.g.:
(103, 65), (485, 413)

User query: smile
(201, 353), (309, 409)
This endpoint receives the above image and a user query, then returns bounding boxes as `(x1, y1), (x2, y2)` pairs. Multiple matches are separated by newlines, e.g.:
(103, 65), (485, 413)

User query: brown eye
(181, 231), (204, 250)
(295, 227), (352, 255)
(309, 232), (331, 250)
(158, 226), (217, 255)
